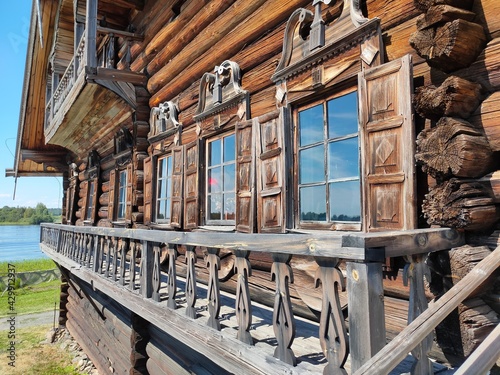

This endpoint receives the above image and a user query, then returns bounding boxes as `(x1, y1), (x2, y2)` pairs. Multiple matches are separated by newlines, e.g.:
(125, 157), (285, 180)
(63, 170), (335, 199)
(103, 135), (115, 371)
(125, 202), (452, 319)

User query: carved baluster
(234, 250), (253, 345)
(123, 39), (132, 70)
(105, 237), (112, 278)
(167, 245), (178, 309)
(152, 245), (161, 302)
(139, 241), (153, 298)
(271, 253), (296, 366)
(119, 239), (128, 286)
(206, 248), (221, 330)
(76, 233), (82, 261)
(185, 246), (197, 319)
(404, 254), (434, 375)
(70, 233), (77, 260)
(92, 235), (100, 273)
(106, 34), (115, 68)
(129, 240), (137, 290)
(98, 236), (105, 274)
(85, 235), (92, 267)
(112, 237), (119, 281)
(315, 257), (348, 375)
(81, 234), (87, 265)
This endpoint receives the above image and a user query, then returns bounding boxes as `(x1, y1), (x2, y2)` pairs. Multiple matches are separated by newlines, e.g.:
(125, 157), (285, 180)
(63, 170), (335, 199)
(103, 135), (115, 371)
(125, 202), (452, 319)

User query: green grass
(0, 324), (83, 375)
(0, 258), (57, 273)
(0, 279), (61, 317)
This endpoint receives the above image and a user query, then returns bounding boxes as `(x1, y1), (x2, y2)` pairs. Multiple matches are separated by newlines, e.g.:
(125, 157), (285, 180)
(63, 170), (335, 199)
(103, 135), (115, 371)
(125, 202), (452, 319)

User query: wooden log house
(7, 0), (500, 373)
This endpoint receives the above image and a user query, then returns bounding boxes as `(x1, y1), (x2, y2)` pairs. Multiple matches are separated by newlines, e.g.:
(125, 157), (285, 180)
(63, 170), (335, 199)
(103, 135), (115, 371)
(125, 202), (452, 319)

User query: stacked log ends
(414, 0), (474, 13)
(414, 76), (482, 119)
(410, 7), (486, 72)
(416, 117), (495, 179)
(422, 178), (500, 230)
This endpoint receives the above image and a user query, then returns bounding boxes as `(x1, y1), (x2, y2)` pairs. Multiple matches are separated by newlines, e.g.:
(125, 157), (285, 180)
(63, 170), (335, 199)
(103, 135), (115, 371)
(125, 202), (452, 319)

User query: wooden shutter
(170, 147), (184, 228)
(358, 54), (416, 231)
(184, 140), (202, 229)
(108, 169), (117, 222)
(143, 156), (153, 225)
(80, 180), (89, 221)
(256, 112), (286, 233)
(235, 119), (256, 233)
(126, 163), (134, 223)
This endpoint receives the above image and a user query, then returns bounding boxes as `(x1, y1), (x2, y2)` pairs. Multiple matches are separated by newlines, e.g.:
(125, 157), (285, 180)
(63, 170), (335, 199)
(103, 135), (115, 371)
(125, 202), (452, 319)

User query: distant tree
(0, 203), (54, 224)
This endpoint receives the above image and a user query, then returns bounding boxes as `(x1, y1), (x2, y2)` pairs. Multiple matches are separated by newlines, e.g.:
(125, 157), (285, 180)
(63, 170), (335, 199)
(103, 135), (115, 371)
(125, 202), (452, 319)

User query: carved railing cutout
(194, 60), (250, 135)
(272, 0), (381, 85)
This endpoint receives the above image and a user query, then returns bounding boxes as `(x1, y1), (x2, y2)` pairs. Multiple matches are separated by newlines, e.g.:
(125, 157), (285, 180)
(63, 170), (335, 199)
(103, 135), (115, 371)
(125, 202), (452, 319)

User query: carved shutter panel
(170, 147), (184, 228)
(108, 169), (116, 222)
(184, 140), (202, 229)
(143, 156), (153, 225)
(358, 54), (416, 231)
(126, 163), (133, 223)
(235, 119), (256, 233)
(81, 180), (89, 221)
(256, 112), (286, 233)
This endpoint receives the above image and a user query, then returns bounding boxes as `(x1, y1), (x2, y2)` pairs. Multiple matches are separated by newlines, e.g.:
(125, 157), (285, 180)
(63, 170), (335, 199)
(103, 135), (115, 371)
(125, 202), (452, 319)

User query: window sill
(196, 225), (236, 232)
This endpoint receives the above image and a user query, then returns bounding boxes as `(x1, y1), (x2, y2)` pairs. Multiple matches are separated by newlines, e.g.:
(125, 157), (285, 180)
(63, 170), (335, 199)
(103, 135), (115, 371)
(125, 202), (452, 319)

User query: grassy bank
(0, 258), (60, 317)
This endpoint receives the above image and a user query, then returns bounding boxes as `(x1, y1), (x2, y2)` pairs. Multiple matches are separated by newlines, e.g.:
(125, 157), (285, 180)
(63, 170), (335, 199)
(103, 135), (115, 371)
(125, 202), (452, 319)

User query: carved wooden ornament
(194, 60), (249, 134)
(149, 101), (181, 141)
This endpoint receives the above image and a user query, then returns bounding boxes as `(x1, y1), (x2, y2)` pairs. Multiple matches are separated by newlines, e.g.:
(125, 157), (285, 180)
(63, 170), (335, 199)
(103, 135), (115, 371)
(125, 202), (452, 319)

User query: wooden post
(346, 261), (386, 372)
(140, 240), (153, 298)
(403, 254), (434, 375)
(85, 0), (97, 70)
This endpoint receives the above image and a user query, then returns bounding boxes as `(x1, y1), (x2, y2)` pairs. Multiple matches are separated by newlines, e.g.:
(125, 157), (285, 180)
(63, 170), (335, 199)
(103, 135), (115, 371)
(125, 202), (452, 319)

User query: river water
(0, 225), (48, 262)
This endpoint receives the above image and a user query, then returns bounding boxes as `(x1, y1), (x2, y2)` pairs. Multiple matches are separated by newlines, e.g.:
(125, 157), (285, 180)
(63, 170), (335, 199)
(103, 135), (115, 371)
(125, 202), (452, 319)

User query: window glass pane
(328, 92), (358, 138)
(223, 164), (235, 191)
(224, 193), (235, 220)
(328, 137), (359, 179)
(158, 158), (165, 179)
(117, 171), (127, 219)
(329, 180), (361, 222)
(167, 155), (173, 178)
(157, 200), (166, 220)
(209, 139), (221, 166)
(300, 185), (326, 221)
(208, 194), (221, 220)
(223, 134), (235, 163)
(299, 145), (325, 184)
(299, 104), (323, 146)
(208, 167), (222, 193)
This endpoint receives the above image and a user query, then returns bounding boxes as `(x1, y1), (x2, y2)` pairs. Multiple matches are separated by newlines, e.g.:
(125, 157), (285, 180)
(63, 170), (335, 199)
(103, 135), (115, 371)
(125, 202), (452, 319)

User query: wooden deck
(39, 222), (466, 374)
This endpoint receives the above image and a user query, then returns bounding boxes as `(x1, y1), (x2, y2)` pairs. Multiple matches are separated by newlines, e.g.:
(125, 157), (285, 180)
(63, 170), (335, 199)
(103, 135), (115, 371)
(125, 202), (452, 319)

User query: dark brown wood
(413, 0), (474, 13)
(422, 178), (500, 230)
(469, 92), (500, 151)
(410, 19), (486, 72)
(413, 76), (483, 119)
(416, 117), (496, 179)
(416, 5), (475, 30)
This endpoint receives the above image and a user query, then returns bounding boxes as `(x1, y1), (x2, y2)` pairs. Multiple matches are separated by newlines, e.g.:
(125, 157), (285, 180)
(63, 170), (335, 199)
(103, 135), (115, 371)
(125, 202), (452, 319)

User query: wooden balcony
(44, 21), (146, 157)
(39, 223), (471, 374)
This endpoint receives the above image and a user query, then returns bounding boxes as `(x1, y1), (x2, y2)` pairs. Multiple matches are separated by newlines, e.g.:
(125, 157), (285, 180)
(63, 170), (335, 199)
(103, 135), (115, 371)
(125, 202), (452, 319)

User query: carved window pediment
(194, 60), (249, 135)
(86, 150), (100, 180)
(272, 0), (381, 84)
(113, 127), (133, 167)
(149, 101), (181, 142)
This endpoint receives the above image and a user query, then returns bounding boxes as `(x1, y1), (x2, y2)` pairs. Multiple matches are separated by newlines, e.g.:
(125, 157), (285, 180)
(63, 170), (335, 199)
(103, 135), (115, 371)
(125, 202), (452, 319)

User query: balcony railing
(40, 223), (465, 374)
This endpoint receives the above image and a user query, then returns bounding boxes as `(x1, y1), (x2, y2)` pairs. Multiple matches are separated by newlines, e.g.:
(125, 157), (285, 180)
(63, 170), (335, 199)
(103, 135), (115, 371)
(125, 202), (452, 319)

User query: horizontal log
(410, 19), (486, 73)
(422, 178), (500, 230)
(414, 76), (482, 119)
(416, 117), (495, 179)
(469, 91), (500, 151)
(413, 0), (474, 12)
(472, 0), (500, 39)
(416, 5), (475, 30)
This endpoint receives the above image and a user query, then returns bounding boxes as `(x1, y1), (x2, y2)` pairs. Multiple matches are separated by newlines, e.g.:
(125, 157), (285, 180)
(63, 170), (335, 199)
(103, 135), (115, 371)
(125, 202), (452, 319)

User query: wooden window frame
(116, 169), (128, 221)
(84, 179), (96, 223)
(293, 85), (362, 231)
(154, 153), (174, 225)
(205, 131), (237, 227)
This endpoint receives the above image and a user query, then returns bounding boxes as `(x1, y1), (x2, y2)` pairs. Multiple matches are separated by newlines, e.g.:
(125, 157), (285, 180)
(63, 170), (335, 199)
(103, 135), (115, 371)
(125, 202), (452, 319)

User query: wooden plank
(354, 246), (500, 375)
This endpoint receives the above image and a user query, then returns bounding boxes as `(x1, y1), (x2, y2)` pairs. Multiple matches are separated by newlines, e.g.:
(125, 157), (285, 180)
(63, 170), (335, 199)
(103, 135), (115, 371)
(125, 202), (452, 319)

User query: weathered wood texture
(469, 91), (500, 151)
(416, 117), (495, 180)
(422, 178), (500, 230)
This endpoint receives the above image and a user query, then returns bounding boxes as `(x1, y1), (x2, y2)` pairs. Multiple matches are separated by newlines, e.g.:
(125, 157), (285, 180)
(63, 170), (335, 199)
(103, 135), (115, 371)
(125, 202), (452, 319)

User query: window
(297, 91), (361, 227)
(117, 170), (127, 220)
(206, 133), (236, 224)
(85, 180), (95, 221)
(156, 155), (173, 223)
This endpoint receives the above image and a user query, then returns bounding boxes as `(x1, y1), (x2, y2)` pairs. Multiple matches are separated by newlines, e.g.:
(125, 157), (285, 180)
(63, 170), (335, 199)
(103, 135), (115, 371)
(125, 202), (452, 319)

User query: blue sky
(0, 2), (62, 209)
